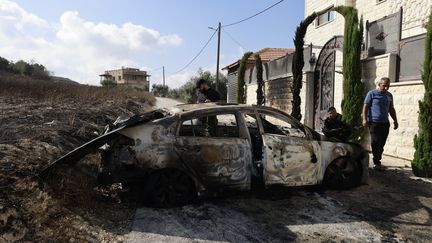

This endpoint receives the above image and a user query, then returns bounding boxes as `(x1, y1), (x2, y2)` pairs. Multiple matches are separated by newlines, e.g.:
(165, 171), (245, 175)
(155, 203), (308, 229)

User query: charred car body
(43, 103), (369, 207)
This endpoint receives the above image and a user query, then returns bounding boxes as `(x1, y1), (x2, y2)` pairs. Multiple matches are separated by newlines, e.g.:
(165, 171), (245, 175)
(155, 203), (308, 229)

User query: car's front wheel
(323, 157), (361, 189)
(145, 169), (196, 208)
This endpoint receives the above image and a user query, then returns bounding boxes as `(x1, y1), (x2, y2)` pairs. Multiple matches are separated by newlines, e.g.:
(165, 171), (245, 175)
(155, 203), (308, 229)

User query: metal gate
(313, 36), (344, 130)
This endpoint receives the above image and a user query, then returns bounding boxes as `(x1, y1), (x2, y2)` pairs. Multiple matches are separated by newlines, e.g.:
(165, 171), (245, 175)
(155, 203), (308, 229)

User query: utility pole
(215, 22), (221, 92)
(162, 66), (165, 87)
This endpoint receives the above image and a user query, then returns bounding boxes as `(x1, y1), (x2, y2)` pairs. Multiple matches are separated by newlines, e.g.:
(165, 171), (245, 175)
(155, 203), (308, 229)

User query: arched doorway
(313, 36), (344, 130)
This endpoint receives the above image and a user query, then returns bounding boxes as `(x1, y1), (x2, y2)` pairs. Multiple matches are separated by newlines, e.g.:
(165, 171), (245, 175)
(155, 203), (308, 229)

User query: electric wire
(222, 28), (246, 50)
(169, 29), (217, 74)
(222, 0), (285, 27)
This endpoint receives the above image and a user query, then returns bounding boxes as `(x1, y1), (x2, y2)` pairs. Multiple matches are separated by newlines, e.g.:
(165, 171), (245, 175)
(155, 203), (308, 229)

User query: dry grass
(0, 73), (155, 241)
(0, 71), (155, 106)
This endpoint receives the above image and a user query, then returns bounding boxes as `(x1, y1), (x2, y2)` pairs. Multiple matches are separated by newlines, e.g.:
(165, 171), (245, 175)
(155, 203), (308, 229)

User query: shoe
(374, 164), (387, 171)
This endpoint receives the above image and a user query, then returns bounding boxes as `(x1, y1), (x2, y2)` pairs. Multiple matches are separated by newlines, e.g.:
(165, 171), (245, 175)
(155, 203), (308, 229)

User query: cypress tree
(291, 12), (317, 121)
(237, 51), (253, 104)
(334, 6), (364, 141)
(255, 53), (265, 106)
(413, 14), (432, 177)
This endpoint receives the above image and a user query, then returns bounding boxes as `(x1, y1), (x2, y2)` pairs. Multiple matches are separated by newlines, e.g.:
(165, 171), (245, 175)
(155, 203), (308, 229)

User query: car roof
(168, 103), (295, 120)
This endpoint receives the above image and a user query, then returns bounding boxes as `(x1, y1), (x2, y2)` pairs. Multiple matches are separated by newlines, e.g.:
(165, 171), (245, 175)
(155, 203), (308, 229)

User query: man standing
(196, 78), (220, 103)
(362, 77), (398, 171)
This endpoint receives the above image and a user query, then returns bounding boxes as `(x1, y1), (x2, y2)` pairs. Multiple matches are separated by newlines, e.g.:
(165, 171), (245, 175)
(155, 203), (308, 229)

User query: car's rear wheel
(324, 157), (361, 190)
(145, 169), (196, 208)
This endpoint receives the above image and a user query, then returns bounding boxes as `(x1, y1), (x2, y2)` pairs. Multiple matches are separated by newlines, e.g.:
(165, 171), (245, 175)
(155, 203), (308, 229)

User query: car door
(257, 110), (320, 186)
(175, 112), (252, 190)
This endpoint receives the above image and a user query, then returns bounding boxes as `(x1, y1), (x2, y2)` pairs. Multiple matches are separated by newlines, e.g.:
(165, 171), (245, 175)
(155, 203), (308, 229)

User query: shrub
(412, 14), (432, 177)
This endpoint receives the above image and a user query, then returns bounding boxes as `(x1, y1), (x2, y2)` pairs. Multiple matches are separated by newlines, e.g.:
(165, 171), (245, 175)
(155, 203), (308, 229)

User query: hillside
(0, 72), (155, 242)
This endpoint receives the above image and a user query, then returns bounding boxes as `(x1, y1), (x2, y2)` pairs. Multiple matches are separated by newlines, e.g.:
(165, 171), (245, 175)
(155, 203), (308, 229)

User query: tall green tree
(291, 12), (317, 121)
(334, 6), (364, 140)
(255, 54), (265, 106)
(237, 52), (253, 104)
(413, 14), (432, 177)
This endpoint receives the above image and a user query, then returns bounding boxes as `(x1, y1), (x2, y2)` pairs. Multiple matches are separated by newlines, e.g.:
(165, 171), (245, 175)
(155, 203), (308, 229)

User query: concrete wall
(246, 84), (258, 105)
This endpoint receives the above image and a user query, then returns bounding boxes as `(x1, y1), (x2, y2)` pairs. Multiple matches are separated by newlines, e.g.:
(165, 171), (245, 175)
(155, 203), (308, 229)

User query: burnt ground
(127, 162), (432, 242)
(0, 75), (156, 242)
(1, 82), (431, 243)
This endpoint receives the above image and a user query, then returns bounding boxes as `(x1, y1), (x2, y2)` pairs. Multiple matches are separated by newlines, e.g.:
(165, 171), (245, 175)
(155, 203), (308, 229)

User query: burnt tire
(323, 157), (361, 190)
(145, 169), (196, 208)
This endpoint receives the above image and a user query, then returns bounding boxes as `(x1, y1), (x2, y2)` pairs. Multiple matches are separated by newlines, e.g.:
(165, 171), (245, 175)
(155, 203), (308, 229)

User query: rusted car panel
(263, 134), (321, 186)
(175, 137), (251, 190)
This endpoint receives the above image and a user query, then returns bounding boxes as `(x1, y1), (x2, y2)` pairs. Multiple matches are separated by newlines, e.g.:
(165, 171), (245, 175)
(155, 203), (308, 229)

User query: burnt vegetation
(0, 72), (155, 241)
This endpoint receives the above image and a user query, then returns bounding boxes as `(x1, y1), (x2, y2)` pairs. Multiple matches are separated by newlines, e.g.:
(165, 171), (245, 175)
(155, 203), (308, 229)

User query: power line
(169, 29), (218, 74)
(222, 0), (285, 27)
(222, 28), (246, 50)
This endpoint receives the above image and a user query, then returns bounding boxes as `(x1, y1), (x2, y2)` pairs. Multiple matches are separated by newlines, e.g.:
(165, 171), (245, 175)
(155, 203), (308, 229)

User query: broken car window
(259, 114), (306, 138)
(178, 113), (239, 138)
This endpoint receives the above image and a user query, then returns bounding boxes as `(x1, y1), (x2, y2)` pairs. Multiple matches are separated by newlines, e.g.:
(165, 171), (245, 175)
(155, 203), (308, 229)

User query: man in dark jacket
(322, 107), (351, 141)
(196, 79), (220, 103)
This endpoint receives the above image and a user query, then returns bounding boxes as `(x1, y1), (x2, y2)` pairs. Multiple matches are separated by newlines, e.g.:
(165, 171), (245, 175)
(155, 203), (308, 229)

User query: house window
(316, 9), (335, 27)
(118, 76), (121, 81)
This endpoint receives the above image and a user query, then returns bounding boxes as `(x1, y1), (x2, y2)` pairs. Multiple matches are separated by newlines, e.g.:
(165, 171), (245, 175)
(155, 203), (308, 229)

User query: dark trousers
(369, 122), (390, 165)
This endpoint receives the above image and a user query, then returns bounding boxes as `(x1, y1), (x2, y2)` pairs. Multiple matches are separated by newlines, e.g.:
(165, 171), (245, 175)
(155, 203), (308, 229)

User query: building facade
(100, 67), (150, 91)
(223, 48), (294, 103)
(304, 0), (430, 159)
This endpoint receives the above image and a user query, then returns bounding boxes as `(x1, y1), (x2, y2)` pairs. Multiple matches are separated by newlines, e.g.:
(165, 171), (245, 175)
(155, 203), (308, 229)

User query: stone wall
(356, 0), (430, 38)
(385, 81), (424, 159)
(304, 0), (346, 52)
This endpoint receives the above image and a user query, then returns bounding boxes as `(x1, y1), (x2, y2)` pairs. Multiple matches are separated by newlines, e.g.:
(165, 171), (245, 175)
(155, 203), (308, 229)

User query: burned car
(42, 103), (368, 207)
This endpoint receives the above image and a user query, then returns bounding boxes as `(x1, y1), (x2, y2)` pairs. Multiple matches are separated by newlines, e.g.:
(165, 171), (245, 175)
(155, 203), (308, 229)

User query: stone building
(99, 67), (150, 91)
(234, 0), (429, 160)
(303, 0), (430, 159)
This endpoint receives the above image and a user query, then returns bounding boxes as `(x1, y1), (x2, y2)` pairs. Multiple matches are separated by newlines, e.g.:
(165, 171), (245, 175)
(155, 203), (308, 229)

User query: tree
(255, 54), (265, 106)
(100, 79), (117, 87)
(170, 69), (228, 103)
(237, 52), (253, 104)
(413, 14), (432, 177)
(334, 6), (364, 141)
(12, 60), (32, 75)
(29, 63), (50, 79)
(151, 84), (169, 97)
(291, 12), (318, 121)
(0, 56), (11, 71)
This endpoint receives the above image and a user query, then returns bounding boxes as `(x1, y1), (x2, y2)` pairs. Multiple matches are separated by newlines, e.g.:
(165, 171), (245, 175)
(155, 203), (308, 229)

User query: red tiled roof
(223, 48), (295, 70)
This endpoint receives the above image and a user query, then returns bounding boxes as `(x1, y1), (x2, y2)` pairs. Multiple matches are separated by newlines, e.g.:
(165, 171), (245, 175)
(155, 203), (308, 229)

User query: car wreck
(41, 103), (369, 207)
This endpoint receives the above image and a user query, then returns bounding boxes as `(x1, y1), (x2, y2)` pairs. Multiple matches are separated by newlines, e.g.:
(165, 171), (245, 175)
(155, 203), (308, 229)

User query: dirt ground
(126, 161), (432, 243)
(1, 82), (431, 242)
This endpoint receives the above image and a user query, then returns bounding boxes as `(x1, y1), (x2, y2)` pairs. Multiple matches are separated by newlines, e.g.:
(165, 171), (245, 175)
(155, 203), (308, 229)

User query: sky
(0, 0), (305, 88)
